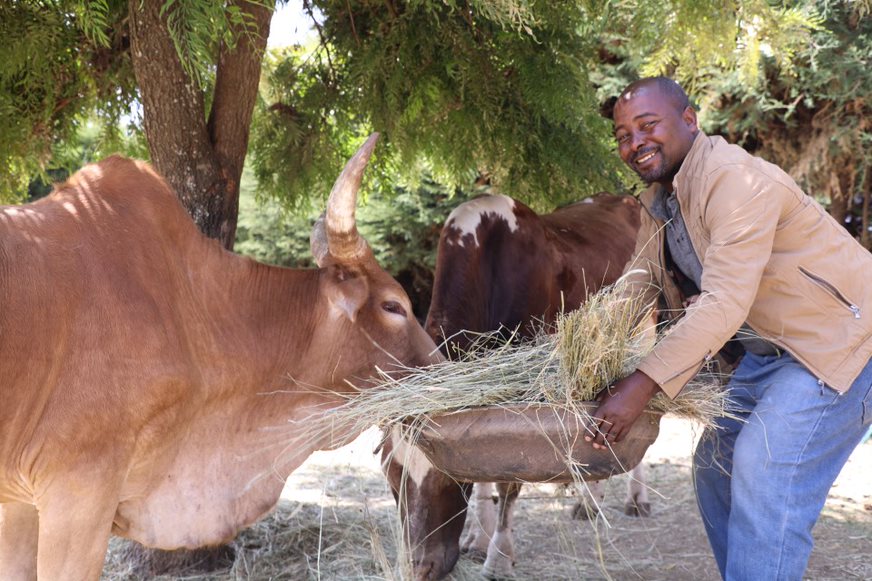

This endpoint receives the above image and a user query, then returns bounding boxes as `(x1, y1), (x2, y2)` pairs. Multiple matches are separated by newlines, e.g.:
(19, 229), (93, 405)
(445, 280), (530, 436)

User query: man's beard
(631, 147), (679, 184)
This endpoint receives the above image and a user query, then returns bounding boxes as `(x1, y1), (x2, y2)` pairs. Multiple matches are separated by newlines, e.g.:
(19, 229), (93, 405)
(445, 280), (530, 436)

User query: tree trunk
(123, 0), (272, 572)
(128, 0), (272, 249)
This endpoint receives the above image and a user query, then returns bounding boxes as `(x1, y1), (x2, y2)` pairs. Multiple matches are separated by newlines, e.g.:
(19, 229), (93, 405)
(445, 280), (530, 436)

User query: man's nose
(629, 131), (645, 151)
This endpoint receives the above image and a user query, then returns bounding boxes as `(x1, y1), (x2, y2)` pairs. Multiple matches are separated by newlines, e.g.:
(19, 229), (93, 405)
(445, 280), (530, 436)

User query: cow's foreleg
(33, 476), (120, 581)
(0, 502), (38, 580)
(482, 482), (520, 579)
(381, 428), (471, 581)
(37, 502), (116, 580)
(571, 479), (607, 520)
(623, 462), (651, 517)
(460, 482), (496, 560)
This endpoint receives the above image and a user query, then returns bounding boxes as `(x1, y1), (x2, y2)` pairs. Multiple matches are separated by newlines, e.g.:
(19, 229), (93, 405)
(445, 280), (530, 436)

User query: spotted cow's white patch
(385, 427), (434, 488)
(445, 195), (518, 248)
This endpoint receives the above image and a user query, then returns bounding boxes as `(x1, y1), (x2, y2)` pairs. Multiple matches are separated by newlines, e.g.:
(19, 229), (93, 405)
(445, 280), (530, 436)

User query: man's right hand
(585, 370), (661, 450)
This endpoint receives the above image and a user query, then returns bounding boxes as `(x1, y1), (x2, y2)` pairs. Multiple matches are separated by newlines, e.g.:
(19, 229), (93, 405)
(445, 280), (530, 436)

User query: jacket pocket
(798, 266), (861, 319)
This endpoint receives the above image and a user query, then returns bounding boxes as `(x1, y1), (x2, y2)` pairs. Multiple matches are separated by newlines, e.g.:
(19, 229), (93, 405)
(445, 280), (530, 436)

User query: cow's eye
(382, 301), (407, 317)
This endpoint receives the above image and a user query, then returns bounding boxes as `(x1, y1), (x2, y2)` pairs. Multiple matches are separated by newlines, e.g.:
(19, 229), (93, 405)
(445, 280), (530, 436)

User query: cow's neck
(183, 245), (328, 392)
(173, 243), (356, 458)
(115, 249), (357, 548)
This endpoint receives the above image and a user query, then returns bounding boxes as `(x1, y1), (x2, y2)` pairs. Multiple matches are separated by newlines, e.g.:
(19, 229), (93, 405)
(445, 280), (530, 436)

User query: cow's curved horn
(323, 133), (380, 263)
(310, 213), (330, 267)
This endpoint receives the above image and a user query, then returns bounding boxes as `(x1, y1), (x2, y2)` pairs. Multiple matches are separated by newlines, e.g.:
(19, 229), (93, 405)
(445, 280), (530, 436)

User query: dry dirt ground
(102, 417), (872, 580)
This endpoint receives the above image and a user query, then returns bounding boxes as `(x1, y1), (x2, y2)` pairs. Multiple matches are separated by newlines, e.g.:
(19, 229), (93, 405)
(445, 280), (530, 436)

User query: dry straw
(300, 273), (734, 453)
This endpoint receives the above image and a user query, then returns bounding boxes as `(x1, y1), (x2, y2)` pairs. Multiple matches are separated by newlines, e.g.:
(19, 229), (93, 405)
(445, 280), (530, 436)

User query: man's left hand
(585, 370), (661, 449)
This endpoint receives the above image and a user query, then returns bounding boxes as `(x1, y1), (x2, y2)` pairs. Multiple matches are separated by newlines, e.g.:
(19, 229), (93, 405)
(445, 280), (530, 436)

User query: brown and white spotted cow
(0, 135), (442, 580)
(382, 192), (645, 579)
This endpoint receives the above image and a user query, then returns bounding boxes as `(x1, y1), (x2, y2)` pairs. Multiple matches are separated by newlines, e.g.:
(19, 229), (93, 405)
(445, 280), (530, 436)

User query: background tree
(1, 0), (272, 248)
(4, 1), (829, 233)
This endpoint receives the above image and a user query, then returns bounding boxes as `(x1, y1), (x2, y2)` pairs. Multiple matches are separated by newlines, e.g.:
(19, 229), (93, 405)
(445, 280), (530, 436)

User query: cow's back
(425, 193), (641, 352)
(542, 193), (641, 302)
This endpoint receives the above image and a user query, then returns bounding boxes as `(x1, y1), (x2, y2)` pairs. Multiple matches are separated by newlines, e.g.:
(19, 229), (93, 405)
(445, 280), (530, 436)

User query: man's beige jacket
(625, 132), (872, 398)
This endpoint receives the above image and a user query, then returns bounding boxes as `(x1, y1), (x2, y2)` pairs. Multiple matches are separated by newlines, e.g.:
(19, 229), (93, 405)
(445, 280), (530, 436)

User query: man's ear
(324, 265), (369, 323)
(682, 105), (698, 131)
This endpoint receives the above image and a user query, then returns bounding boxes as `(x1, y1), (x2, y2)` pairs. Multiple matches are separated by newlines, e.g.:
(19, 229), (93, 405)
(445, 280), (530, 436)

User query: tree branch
(303, 0), (338, 87)
(345, 0), (360, 46)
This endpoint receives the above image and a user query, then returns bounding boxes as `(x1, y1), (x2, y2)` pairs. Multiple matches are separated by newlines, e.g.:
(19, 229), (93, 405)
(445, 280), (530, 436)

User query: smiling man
(588, 76), (872, 580)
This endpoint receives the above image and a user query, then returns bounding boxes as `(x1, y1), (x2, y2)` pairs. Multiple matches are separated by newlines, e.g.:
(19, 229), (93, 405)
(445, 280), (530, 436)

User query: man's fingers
(585, 415), (608, 441)
(586, 417), (615, 449)
(591, 417), (628, 449)
(610, 425), (625, 444)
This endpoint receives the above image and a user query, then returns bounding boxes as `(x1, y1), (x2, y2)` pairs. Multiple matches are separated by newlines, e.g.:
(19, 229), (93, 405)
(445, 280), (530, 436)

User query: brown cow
(382, 192), (643, 579)
(0, 135), (441, 580)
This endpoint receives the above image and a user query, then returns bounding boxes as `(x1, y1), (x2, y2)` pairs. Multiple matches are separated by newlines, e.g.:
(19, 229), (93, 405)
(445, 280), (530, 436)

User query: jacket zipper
(640, 203), (678, 314)
(799, 266), (861, 319)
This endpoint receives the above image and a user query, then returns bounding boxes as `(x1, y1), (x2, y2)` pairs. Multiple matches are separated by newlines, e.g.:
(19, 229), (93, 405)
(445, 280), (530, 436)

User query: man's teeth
(636, 151), (656, 164)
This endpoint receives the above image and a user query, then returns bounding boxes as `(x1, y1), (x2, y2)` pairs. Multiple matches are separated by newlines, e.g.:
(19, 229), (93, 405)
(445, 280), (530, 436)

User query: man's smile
(634, 148), (658, 166)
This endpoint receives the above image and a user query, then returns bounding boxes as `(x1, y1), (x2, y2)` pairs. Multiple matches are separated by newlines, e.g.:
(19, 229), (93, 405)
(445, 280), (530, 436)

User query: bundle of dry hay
(299, 274), (734, 453)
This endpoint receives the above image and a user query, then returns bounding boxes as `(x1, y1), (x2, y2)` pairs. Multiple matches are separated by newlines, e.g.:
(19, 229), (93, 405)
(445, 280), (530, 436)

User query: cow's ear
(324, 265), (369, 323)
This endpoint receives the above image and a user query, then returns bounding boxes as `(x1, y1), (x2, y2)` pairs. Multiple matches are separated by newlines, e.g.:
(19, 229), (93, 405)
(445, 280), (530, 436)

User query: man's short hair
(617, 77), (691, 114)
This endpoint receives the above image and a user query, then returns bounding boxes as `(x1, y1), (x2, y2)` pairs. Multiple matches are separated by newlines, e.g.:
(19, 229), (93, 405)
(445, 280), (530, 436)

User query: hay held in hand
(297, 274), (735, 457)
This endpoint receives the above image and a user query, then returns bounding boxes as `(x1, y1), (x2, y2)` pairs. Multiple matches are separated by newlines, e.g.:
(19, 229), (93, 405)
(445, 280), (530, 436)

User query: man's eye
(616, 134), (629, 144)
(642, 120), (657, 130)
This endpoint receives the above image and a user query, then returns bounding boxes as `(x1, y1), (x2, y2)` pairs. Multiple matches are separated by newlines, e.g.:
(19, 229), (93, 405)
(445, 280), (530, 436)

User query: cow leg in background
(482, 482), (520, 578)
(571, 462), (650, 520)
(623, 463), (651, 516)
(571, 479), (608, 520)
(381, 428), (472, 580)
(460, 482), (497, 559)
(0, 502), (38, 580)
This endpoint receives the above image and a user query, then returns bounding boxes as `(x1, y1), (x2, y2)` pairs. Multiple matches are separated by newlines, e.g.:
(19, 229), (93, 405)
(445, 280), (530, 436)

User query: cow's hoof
(461, 546), (488, 563)
(624, 500), (651, 517)
(460, 530), (491, 556)
(570, 501), (599, 521)
(482, 560), (516, 580)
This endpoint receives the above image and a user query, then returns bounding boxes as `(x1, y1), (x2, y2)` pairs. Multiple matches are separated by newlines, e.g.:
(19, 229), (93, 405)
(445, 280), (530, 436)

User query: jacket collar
(639, 130), (709, 211)
(673, 130), (712, 196)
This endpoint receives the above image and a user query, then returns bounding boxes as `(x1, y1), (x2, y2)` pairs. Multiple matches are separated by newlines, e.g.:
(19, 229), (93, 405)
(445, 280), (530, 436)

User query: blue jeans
(693, 351), (872, 581)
